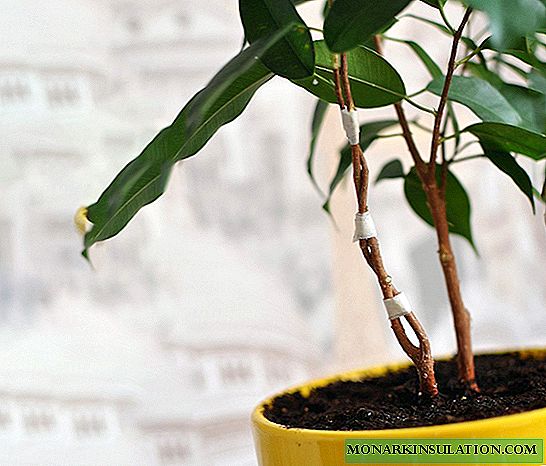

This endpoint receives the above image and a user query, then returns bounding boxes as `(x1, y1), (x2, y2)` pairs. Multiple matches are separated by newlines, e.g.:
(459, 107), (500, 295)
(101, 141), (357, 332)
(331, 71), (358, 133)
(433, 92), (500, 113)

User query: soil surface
(264, 352), (546, 430)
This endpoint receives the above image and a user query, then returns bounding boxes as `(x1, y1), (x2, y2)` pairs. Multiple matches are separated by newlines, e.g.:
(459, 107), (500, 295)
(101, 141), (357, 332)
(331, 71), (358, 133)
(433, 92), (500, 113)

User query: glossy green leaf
(239, 0), (314, 79)
(323, 120), (399, 212)
(465, 64), (546, 132)
(464, 122), (546, 159)
(404, 166), (475, 248)
(294, 41), (406, 108)
(427, 75), (522, 125)
(197, 22), (305, 120)
(83, 47), (274, 257)
(483, 149), (535, 212)
(324, 0), (411, 52)
(464, 0), (546, 49)
(375, 159), (404, 183)
(307, 99), (329, 195)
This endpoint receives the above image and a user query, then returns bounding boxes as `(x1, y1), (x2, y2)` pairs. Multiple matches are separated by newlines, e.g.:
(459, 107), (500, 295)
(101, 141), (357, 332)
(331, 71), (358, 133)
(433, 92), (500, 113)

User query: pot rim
(252, 347), (546, 438)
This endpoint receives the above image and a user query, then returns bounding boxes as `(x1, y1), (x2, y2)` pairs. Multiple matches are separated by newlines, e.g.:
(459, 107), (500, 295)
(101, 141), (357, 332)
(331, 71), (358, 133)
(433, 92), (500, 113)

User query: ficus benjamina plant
(79, 0), (546, 398)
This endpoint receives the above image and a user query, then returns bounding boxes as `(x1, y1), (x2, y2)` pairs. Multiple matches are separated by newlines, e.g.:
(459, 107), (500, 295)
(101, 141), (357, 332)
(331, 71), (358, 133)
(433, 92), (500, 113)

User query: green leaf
(420, 0), (447, 7)
(404, 15), (488, 63)
(529, 69), (546, 95)
(427, 75), (522, 125)
(399, 40), (442, 79)
(197, 22), (306, 121)
(483, 149), (535, 212)
(294, 41), (406, 108)
(496, 84), (546, 133)
(465, 62), (505, 88)
(323, 0), (411, 52)
(83, 47), (274, 257)
(375, 159), (404, 183)
(464, 0), (546, 49)
(464, 122), (546, 159)
(404, 166), (475, 248)
(239, 0), (314, 79)
(465, 64), (546, 132)
(323, 120), (399, 212)
(307, 99), (329, 194)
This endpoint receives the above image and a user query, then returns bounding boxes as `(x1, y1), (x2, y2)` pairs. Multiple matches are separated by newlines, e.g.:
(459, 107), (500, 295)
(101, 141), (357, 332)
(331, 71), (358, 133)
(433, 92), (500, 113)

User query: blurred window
(0, 75), (31, 106)
(45, 78), (82, 108)
(219, 358), (253, 386)
(72, 411), (107, 437)
(157, 437), (191, 463)
(23, 406), (56, 434)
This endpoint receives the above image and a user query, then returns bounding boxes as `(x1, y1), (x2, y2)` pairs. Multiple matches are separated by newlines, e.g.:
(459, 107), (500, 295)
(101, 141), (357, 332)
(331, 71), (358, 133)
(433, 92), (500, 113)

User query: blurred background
(0, 0), (545, 464)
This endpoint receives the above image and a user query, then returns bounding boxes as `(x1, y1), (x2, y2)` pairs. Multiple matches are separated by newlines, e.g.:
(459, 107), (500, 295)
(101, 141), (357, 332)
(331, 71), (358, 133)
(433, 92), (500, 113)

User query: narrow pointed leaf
(197, 23), (305, 120)
(399, 40), (442, 79)
(427, 75), (522, 125)
(324, 0), (411, 53)
(307, 99), (329, 194)
(323, 120), (399, 211)
(464, 122), (546, 159)
(483, 149), (535, 212)
(464, 0), (546, 49)
(375, 159), (404, 183)
(404, 166), (475, 249)
(294, 41), (406, 108)
(83, 47), (274, 256)
(239, 0), (314, 79)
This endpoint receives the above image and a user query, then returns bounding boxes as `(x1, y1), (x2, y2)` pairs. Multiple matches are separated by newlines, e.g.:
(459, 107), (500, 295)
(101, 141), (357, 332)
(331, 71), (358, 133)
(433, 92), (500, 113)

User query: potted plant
(77, 0), (546, 464)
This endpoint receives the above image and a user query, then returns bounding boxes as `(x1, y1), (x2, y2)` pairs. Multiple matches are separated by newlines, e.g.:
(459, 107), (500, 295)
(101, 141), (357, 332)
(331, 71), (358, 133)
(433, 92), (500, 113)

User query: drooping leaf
(404, 166), (475, 248)
(483, 149), (535, 212)
(83, 47), (274, 257)
(323, 0), (411, 53)
(197, 22), (306, 120)
(323, 120), (399, 212)
(398, 40), (442, 79)
(464, 122), (546, 159)
(427, 75), (522, 125)
(294, 41), (406, 108)
(239, 0), (314, 79)
(375, 159), (404, 183)
(307, 99), (329, 194)
(463, 0), (546, 49)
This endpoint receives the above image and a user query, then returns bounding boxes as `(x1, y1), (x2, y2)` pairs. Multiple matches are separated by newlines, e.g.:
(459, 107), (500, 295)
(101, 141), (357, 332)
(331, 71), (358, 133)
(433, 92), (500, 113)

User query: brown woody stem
(426, 9), (478, 391)
(374, 14), (478, 391)
(334, 47), (438, 397)
(375, 8), (478, 391)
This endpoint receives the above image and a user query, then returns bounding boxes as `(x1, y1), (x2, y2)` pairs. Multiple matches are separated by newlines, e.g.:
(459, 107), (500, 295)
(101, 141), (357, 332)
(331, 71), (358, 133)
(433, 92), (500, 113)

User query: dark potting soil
(264, 352), (546, 430)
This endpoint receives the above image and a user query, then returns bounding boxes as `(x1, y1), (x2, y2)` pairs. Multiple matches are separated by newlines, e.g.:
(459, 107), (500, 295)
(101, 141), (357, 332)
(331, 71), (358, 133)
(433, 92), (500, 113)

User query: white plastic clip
(383, 292), (412, 320)
(341, 109), (360, 145)
(352, 212), (377, 242)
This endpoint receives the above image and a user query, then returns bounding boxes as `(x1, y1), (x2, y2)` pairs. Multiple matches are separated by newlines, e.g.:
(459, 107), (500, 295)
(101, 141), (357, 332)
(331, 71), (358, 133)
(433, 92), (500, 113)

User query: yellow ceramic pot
(252, 349), (546, 466)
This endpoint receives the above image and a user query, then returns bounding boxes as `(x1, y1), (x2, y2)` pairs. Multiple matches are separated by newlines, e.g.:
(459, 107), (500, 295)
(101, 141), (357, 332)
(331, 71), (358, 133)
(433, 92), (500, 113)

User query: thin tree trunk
(425, 183), (478, 390)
